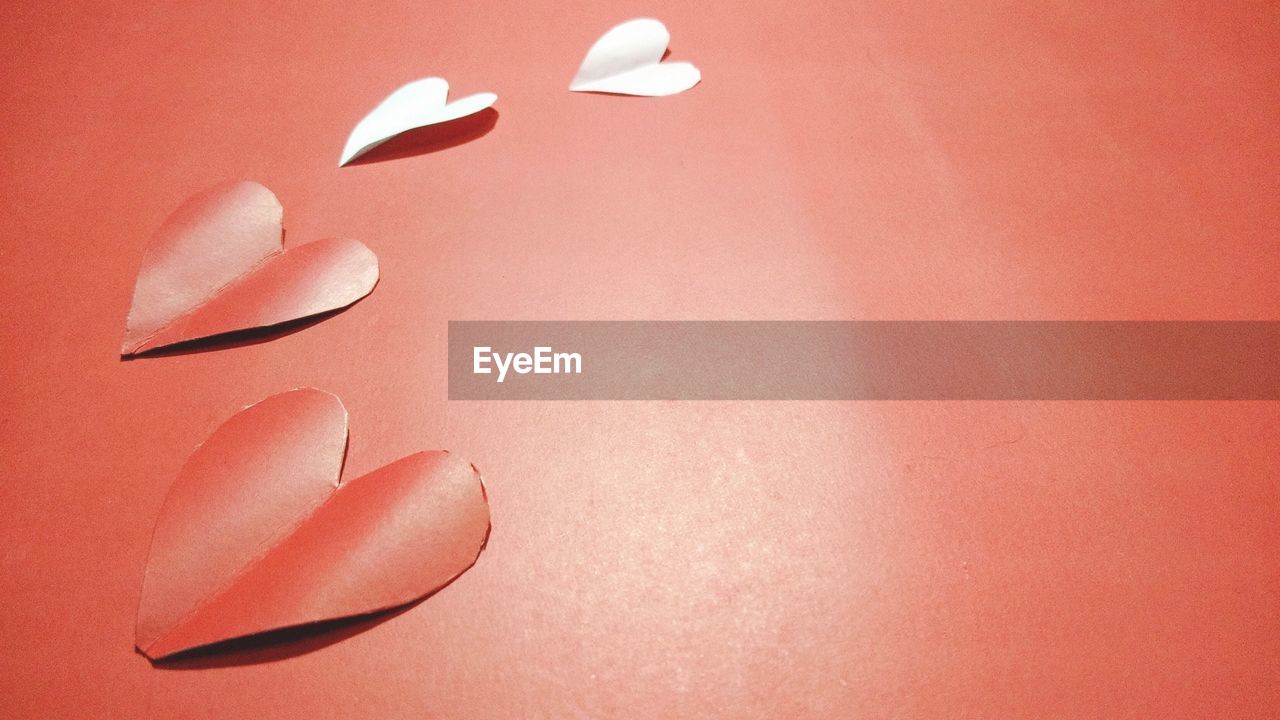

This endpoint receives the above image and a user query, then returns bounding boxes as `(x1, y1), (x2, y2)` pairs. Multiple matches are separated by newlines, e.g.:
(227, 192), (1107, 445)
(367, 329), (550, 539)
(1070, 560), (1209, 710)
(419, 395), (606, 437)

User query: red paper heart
(120, 181), (378, 355)
(135, 388), (491, 660)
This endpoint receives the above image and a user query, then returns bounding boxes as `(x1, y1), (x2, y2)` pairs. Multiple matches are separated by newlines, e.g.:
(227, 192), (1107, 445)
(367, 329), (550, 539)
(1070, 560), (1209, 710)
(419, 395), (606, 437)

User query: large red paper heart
(135, 388), (491, 660)
(120, 181), (378, 355)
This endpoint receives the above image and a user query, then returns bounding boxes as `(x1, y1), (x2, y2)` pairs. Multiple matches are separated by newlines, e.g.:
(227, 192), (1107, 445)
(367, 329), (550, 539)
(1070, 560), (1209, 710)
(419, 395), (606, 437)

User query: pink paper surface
(2, 1), (1277, 717)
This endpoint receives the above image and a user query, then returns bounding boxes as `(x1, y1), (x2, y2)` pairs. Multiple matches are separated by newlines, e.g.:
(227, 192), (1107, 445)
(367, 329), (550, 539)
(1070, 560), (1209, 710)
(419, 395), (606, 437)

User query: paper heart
(121, 181), (378, 356)
(339, 77), (497, 166)
(135, 388), (491, 659)
(570, 18), (701, 96)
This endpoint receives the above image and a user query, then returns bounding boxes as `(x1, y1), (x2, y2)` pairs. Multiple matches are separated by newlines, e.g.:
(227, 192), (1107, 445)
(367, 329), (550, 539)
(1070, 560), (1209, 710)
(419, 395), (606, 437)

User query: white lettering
(493, 350), (513, 383)
(554, 351), (582, 374)
(474, 346), (581, 383)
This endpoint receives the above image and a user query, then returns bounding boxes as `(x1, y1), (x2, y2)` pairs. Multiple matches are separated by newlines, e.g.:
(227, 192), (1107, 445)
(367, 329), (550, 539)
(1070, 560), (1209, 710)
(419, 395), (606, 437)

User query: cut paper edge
(121, 180), (283, 353)
(569, 62), (702, 96)
(339, 77), (497, 166)
(135, 388), (349, 654)
(135, 390), (491, 660)
(127, 239), (379, 355)
(121, 183), (379, 356)
(569, 18), (701, 97)
(570, 18), (670, 88)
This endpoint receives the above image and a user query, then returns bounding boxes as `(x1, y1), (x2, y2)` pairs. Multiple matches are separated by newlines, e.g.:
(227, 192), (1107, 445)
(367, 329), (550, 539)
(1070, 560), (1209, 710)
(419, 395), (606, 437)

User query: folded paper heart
(135, 388), (491, 660)
(120, 181), (378, 356)
(570, 18), (701, 96)
(339, 77), (497, 166)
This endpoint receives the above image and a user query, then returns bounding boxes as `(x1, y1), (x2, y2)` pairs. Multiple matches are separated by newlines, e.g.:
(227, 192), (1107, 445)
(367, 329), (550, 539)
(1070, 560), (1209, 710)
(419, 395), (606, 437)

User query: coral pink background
(2, 1), (1277, 717)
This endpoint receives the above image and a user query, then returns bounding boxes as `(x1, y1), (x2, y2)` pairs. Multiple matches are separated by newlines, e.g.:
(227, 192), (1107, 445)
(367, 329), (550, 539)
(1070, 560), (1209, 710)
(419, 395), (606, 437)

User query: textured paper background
(1, 1), (1278, 717)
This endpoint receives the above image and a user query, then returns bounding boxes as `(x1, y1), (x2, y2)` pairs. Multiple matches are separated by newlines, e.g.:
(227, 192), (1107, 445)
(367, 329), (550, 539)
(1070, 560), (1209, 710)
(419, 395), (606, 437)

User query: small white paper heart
(339, 77), (497, 166)
(570, 18), (701, 97)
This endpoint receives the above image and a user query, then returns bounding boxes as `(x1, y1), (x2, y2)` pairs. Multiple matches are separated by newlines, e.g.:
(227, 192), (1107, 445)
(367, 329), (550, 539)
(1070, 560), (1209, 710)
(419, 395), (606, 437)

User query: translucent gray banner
(448, 321), (1280, 400)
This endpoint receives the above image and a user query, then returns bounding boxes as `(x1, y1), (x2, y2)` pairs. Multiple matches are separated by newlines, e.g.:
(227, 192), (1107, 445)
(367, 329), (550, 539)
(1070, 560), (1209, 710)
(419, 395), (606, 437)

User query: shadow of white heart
(339, 78), (497, 166)
(570, 18), (701, 96)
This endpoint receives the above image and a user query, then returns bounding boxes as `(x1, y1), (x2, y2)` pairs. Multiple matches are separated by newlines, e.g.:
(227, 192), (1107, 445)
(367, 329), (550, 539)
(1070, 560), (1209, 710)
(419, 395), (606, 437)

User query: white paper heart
(339, 77), (497, 166)
(570, 18), (701, 96)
